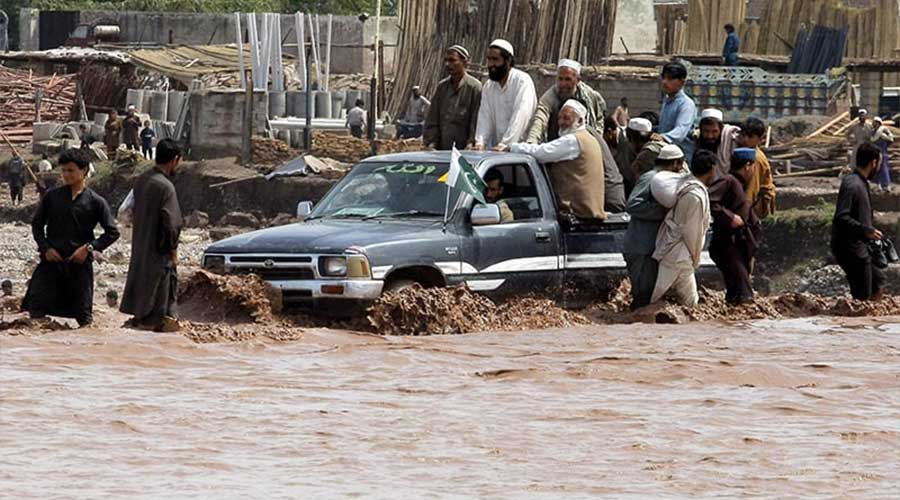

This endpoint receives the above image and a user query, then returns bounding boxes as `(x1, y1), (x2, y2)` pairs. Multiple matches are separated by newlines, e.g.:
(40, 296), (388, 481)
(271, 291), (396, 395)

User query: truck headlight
(319, 256), (348, 276)
(319, 255), (371, 278)
(203, 254), (226, 273)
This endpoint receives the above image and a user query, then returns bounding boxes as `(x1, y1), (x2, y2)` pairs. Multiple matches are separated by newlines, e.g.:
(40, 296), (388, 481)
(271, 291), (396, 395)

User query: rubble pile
(178, 270), (280, 324)
(251, 136), (299, 165)
(311, 131), (426, 163)
(180, 321), (304, 344)
(367, 284), (588, 336)
(0, 66), (77, 144)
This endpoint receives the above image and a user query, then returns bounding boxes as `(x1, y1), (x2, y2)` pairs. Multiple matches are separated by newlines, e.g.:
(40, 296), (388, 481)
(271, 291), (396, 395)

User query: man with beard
(622, 144), (687, 310)
(474, 39), (537, 151)
(524, 58), (606, 144)
(708, 148), (761, 305)
(831, 143), (886, 301)
(424, 44), (482, 150)
(657, 62), (697, 163)
(650, 150), (715, 307)
(121, 139), (183, 332)
(21, 148), (119, 327)
(510, 100), (606, 223)
(625, 117), (667, 184)
(695, 108), (740, 175)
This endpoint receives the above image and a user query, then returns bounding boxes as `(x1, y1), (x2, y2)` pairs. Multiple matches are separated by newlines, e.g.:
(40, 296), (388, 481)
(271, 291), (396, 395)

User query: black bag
(869, 238), (899, 269)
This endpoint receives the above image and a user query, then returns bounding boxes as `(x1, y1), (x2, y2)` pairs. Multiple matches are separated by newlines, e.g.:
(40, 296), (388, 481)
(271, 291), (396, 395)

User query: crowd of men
(0, 36), (893, 328)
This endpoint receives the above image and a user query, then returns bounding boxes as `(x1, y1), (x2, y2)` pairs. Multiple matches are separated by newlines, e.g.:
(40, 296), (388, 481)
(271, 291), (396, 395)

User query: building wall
(22, 10), (399, 75)
(529, 69), (662, 117)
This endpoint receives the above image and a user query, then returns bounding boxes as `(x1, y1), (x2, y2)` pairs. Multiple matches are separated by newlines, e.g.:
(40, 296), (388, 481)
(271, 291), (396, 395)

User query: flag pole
(442, 143), (455, 232)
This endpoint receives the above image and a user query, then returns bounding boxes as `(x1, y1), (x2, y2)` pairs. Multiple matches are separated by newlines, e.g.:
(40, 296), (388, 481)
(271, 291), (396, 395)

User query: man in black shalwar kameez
(22, 148), (120, 327)
(120, 139), (183, 332)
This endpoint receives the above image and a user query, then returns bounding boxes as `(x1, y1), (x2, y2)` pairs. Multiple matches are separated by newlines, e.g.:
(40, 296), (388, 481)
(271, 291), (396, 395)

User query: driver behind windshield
(483, 168), (514, 223)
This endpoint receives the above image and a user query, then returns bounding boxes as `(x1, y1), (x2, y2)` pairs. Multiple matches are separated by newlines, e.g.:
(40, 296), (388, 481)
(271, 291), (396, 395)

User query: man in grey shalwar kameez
(121, 138), (183, 331)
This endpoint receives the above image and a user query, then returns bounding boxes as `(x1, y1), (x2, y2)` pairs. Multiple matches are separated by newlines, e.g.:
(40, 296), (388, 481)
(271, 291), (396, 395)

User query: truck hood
(205, 218), (450, 255)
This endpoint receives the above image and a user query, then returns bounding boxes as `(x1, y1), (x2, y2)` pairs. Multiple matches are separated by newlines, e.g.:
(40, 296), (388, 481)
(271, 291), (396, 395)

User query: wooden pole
(296, 12), (306, 89)
(325, 14), (333, 92)
(235, 13), (246, 90)
(241, 72), (253, 165)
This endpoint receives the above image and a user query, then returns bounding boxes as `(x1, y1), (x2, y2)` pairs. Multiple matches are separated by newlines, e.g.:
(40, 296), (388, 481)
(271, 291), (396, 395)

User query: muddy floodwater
(2, 318), (899, 498)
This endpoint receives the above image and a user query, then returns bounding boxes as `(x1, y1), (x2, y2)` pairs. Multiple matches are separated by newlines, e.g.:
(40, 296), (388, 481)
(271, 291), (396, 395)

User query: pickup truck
(201, 151), (716, 313)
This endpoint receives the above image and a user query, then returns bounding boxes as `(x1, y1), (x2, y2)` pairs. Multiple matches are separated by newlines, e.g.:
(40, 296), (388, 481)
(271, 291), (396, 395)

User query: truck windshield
(310, 162), (462, 219)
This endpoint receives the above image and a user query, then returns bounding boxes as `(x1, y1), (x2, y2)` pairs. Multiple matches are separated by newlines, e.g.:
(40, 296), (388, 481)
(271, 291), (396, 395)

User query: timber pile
(683, 0), (746, 54)
(654, 2), (688, 55)
(389, 0), (617, 117)
(0, 65), (76, 144)
(311, 132), (425, 163)
(78, 62), (134, 115)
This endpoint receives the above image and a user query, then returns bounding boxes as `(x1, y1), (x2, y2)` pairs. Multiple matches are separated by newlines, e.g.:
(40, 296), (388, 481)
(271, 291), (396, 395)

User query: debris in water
(367, 284), (588, 336)
(0, 317), (73, 334)
(180, 321), (304, 344)
(178, 270), (280, 324)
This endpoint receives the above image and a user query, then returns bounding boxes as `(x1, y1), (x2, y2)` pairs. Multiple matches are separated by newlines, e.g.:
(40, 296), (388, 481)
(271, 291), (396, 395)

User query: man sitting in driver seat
(483, 168), (514, 223)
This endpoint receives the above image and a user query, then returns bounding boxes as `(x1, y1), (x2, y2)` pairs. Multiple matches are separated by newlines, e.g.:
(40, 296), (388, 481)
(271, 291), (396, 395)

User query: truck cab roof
(359, 151), (536, 167)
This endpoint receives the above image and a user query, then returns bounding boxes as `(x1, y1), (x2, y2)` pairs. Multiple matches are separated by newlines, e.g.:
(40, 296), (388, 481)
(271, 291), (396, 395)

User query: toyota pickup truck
(202, 151), (716, 314)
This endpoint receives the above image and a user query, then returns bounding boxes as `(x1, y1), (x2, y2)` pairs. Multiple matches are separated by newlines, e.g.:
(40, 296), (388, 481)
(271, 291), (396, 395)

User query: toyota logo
(263, 259), (275, 268)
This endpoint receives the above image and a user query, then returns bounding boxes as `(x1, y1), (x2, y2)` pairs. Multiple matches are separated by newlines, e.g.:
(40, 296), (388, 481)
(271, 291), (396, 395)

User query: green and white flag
(439, 146), (487, 204)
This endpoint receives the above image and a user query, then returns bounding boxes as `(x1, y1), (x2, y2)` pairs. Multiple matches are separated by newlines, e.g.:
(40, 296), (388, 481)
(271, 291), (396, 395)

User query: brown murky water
(2, 318), (899, 498)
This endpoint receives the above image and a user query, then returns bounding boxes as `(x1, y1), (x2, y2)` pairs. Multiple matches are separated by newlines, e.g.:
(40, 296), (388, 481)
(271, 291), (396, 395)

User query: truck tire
(384, 279), (418, 294)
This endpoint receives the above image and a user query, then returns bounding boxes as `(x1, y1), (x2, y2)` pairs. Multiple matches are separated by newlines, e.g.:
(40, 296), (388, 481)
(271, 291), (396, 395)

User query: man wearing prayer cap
(847, 109), (873, 169)
(707, 147), (762, 305)
(621, 142), (689, 310)
(870, 115), (894, 192)
(424, 44), (483, 150)
(474, 39), (537, 150)
(510, 99), (607, 222)
(398, 85), (431, 139)
(696, 107), (741, 175)
(524, 58), (607, 145)
(615, 117), (667, 192)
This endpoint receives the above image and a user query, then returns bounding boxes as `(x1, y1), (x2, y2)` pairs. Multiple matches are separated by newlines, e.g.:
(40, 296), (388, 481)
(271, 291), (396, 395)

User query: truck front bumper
(266, 279), (384, 302)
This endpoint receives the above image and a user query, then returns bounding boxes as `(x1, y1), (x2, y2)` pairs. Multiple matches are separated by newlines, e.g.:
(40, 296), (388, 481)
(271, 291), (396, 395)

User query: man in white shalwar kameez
(474, 39), (537, 150)
(650, 149), (717, 306)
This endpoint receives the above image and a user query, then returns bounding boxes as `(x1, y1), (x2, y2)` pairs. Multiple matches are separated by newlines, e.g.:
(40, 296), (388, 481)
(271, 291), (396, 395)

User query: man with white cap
(510, 99), (606, 222)
(622, 143), (687, 310)
(424, 44), (483, 150)
(398, 85), (431, 139)
(696, 108), (741, 175)
(846, 109), (873, 168)
(650, 149), (716, 307)
(474, 39), (537, 150)
(624, 117), (667, 188)
(524, 58), (607, 144)
(869, 115), (894, 192)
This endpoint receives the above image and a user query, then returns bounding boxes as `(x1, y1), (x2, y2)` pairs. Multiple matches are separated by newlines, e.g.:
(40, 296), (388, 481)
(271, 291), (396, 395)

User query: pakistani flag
(439, 146), (487, 204)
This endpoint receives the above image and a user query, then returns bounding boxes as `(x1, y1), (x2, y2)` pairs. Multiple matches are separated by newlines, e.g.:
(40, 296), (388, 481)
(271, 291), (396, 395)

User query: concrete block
(315, 91), (332, 120)
(148, 91), (168, 121)
(167, 91), (186, 122)
(285, 90), (299, 117)
(33, 122), (64, 142)
(90, 123), (104, 139)
(268, 91), (287, 118)
(188, 88), (268, 160)
(126, 89), (145, 110)
(94, 112), (109, 127)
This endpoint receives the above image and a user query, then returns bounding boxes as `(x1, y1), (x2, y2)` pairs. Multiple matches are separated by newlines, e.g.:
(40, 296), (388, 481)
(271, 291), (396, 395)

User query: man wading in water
(121, 139), (183, 332)
(22, 148), (119, 327)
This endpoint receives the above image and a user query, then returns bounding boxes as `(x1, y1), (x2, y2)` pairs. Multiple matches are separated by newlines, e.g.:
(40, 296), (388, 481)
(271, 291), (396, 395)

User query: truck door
(458, 162), (562, 301)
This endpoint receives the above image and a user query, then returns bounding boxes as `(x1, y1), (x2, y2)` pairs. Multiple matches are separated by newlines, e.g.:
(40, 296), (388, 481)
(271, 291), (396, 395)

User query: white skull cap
(628, 117), (653, 133)
(699, 108), (724, 122)
(558, 58), (582, 76)
(489, 39), (515, 57)
(657, 144), (685, 161)
(562, 99), (587, 118)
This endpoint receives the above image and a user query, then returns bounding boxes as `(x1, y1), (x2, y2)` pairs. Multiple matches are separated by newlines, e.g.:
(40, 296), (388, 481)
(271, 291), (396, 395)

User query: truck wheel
(384, 279), (418, 293)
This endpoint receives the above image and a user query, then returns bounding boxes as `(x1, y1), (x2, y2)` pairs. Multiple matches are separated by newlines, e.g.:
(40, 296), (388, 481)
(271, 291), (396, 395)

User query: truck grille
(233, 268), (315, 280)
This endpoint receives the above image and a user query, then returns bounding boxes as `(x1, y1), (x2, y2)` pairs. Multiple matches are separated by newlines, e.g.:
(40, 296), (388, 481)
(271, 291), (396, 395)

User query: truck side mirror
(471, 203), (501, 226)
(296, 200), (313, 219)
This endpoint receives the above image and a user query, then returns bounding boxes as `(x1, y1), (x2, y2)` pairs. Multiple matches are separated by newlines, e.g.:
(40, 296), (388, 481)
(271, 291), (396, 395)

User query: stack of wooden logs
(311, 131), (425, 163)
(388, 0), (618, 117)
(0, 65), (76, 144)
(683, 0), (746, 54)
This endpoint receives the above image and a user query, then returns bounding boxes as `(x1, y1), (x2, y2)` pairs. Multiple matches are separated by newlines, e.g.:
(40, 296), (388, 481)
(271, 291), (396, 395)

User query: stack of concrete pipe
(126, 89), (144, 110)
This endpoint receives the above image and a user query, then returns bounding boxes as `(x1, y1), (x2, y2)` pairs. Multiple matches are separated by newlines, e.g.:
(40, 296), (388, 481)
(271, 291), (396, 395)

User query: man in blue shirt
(657, 62), (697, 164)
(723, 24), (740, 67)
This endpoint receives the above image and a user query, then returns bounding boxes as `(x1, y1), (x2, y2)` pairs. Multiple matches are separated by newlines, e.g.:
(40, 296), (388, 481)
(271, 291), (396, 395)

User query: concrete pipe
(126, 89), (144, 111)
(315, 91), (332, 121)
(148, 91), (168, 121)
(141, 92), (152, 115)
(294, 91), (313, 119)
(290, 129), (304, 148)
(167, 91), (186, 122)
(276, 129), (290, 143)
(268, 91), (287, 119)
(285, 90), (300, 117)
(94, 112), (109, 127)
(345, 90), (362, 110)
(330, 91), (346, 119)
